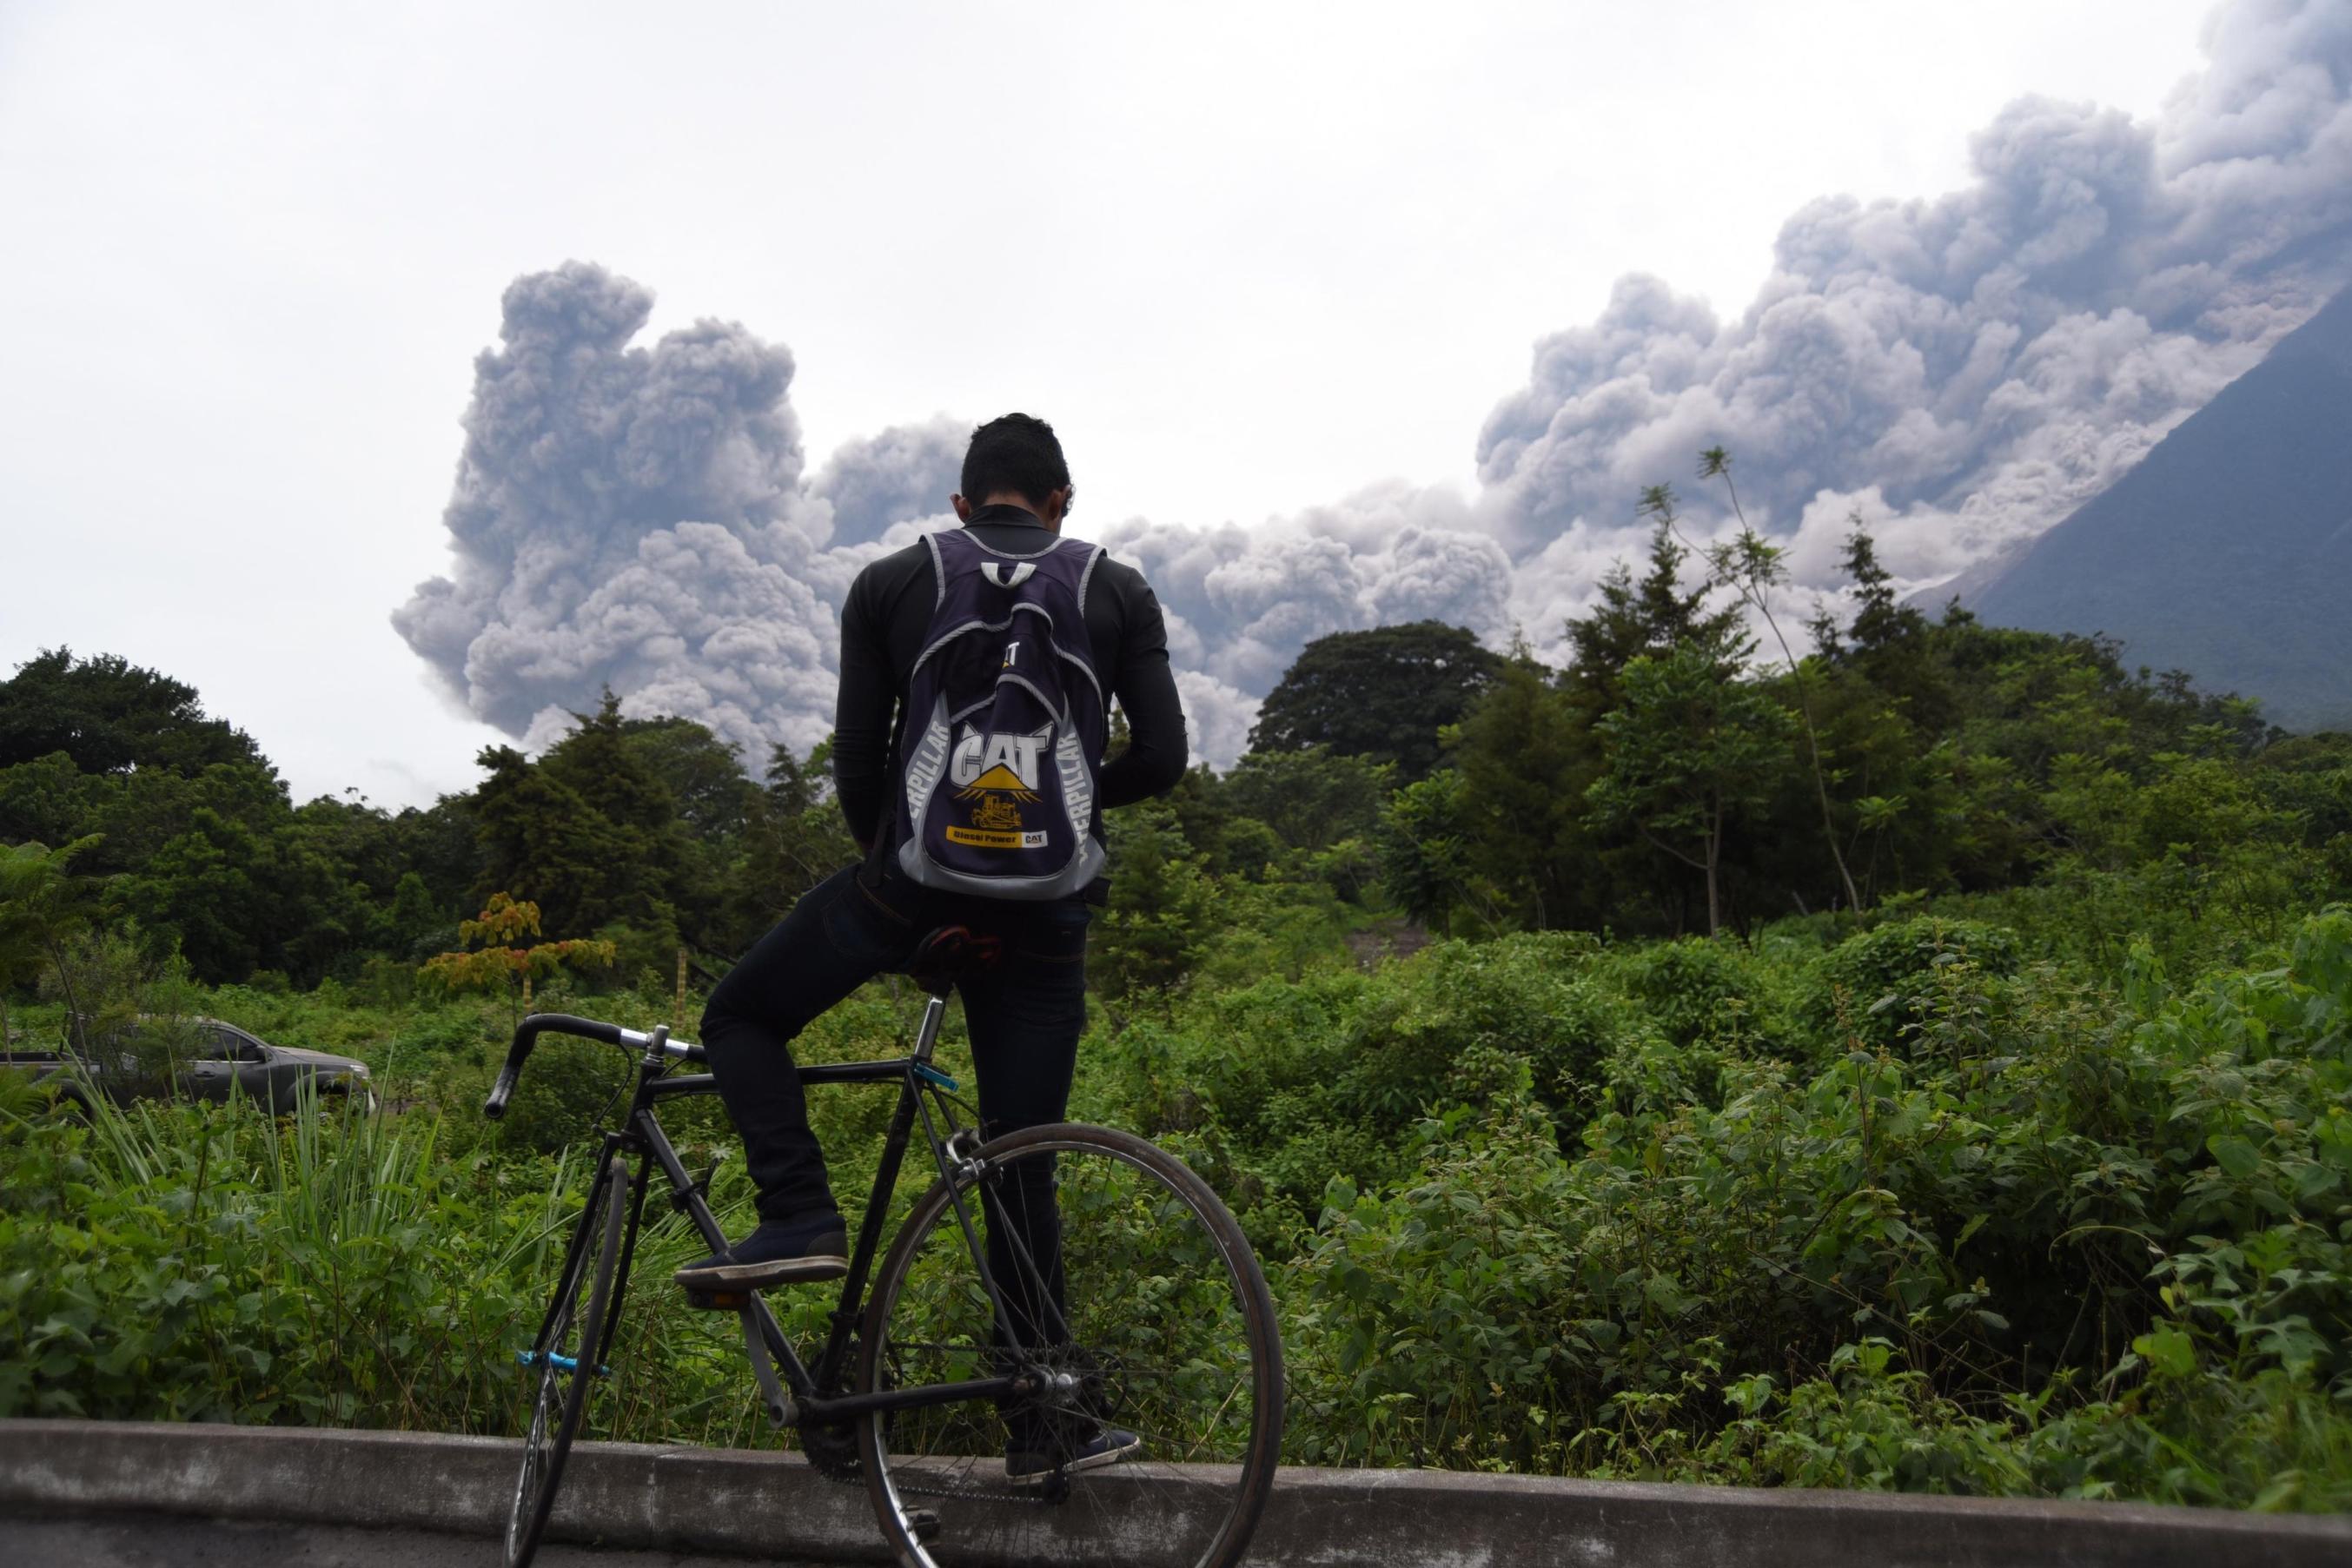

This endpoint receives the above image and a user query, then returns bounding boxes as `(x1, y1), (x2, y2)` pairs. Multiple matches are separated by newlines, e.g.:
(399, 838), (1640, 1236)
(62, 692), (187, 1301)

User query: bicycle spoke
(505, 1155), (629, 1568)
(858, 1125), (1281, 1568)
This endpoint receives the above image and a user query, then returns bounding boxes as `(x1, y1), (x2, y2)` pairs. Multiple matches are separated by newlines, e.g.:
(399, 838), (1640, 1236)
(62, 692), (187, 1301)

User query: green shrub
(1266, 907), (2352, 1503)
(1800, 916), (2022, 1055)
(1597, 936), (1787, 1053)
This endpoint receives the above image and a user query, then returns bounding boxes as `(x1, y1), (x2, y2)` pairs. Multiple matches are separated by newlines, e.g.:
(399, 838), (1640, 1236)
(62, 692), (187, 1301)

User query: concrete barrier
(2, 1418), (2347, 1566)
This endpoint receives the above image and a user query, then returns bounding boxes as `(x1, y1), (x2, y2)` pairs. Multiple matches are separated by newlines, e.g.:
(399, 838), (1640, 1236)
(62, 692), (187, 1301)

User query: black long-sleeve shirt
(832, 504), (1189, 862)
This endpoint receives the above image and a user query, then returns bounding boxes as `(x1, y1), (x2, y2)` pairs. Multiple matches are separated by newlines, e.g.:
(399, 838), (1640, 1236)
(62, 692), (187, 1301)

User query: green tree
(1691, 454), (1865, 916)
(1589, 644), (1793, 936)
(0, 751), (103, 849)
(1836, 523), (1951, 727)
(1451, 643), (1600, 930)
(107, 796), (359, 985)
(0, 837), (104, 1049)
(1562, 520), (1744, 717)
(381, 794), (483, 929)
(1156, 764), (1237, 870)
(116, 808), (273, 981)
(541, 692), (678, 840)
(1218, 747), (1394, 856)
(380, 870), (448, 962)
(1377, 768), (1500, 937)
(469, 745), (627, 937)
(1248, 622), (1501, 781)
(717, 740), (858, 953)
(762, 736), (835, 818)
(1092, 801), (1212, 1007)
(619, 715), (763, 842)
(0, 647), (263, 776)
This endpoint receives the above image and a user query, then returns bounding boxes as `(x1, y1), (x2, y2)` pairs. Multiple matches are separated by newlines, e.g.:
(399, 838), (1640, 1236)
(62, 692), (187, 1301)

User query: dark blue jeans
(700, 864), (1090, 1342)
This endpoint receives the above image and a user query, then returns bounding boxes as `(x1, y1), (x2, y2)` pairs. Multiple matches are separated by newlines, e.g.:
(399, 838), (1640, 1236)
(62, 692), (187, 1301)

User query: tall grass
(3, 1075), (545, 1429)
(0, 1065), (807, 1446)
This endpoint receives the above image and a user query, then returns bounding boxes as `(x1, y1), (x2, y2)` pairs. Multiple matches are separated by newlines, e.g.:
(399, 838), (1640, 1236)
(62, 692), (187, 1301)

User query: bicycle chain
(793, 1337), (1100, 1507)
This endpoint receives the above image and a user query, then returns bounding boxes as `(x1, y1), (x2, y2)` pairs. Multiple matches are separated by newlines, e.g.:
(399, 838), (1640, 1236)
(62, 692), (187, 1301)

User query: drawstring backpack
(892, 528), (1108, 898)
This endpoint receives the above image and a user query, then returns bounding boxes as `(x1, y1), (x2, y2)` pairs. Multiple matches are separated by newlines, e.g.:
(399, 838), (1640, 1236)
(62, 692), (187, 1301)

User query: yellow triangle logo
(966, 764), (1029, 792)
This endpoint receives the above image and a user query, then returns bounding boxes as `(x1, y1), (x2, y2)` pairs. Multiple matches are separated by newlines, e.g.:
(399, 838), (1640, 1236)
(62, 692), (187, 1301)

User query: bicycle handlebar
(482, 1012), (705, 1119)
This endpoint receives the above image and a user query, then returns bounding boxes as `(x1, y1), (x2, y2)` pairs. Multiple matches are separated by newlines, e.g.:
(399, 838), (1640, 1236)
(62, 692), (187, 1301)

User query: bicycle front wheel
(507, 1152), (628, 1568)
(856, 1123), (1283, 1568)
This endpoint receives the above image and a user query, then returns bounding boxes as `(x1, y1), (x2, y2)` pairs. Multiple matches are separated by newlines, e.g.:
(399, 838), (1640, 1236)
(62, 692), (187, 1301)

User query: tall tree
(1092, 801), (1212, 1008)
(1217, 748), (1393, 856)
(0, 648), (263, 776)
(1376, 768), (1500, 937)
(718, 740), (857, 951)
(0, 837), (103, 1049)
(469, 745), (628, 936)
(1691, 454), (1865, 915)
(1834, 522), (1953, 734)
(1588, 643), (1792, 936)
(1247, 622), (1501, 781)
(0, 751), (102, 848)
(1452, 642), (1600, 930)
(541, 692), (677, 838)
(619, 715), (763, 841)
(1561, 522), (1743, 715)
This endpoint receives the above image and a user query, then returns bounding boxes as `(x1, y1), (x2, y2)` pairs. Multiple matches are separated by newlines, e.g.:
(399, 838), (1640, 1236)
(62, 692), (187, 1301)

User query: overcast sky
(0, 1), (2223, 808)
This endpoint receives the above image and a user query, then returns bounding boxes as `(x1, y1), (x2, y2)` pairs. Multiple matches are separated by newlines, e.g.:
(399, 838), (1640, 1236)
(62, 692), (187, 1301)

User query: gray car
(2, 1017), (375, 1114)
(175, 1019), (376, 1112)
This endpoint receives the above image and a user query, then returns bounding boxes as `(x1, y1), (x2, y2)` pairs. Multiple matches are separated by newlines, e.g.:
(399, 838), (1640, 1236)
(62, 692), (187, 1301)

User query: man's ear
(951, 493), (973, 522)
(1046, 486), (1074, 524)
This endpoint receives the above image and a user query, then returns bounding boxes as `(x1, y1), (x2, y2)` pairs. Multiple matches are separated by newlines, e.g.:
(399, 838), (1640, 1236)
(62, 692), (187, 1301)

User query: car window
(130, 1025), (209, 1059)
(215, 1027), (268, 1063)
(199, 1026), (248, 1062)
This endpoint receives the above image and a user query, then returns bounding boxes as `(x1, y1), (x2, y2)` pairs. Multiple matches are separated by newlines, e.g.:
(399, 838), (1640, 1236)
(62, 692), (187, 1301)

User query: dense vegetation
(4, 506), (2350, 1511)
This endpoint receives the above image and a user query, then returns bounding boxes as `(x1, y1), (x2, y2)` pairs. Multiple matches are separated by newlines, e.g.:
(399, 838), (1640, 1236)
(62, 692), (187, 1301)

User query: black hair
(960, 413), (1073, 514)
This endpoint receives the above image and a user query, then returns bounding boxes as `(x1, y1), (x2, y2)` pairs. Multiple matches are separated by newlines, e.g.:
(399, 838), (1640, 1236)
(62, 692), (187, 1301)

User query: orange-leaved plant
(419, 892), (615, 1028)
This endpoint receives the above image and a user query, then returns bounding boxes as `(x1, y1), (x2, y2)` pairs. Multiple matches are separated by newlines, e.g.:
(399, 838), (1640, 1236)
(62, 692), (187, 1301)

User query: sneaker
(673, 1214), (848, 1290)
(1004, 1426), (1142, 1485)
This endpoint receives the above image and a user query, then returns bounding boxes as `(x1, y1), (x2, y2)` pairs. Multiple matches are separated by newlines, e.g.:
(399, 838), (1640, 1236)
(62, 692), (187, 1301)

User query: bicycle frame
(508, 989), (1029, 1432)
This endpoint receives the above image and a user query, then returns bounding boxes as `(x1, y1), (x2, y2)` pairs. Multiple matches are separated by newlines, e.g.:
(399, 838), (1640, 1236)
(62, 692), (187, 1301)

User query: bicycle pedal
(684, 1286), (753, 1312)
(910, 1509), (939, 1544)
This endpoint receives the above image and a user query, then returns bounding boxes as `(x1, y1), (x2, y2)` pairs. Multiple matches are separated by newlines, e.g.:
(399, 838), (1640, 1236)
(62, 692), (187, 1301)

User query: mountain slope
(1962, 288), (2352, 731)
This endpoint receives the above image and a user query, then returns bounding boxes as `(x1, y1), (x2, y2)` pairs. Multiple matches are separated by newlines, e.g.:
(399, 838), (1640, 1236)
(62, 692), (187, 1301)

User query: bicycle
(485, 923), (1284, 1568)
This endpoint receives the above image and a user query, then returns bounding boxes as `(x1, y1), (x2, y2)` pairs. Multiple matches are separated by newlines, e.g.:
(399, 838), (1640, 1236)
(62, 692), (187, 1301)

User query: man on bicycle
(678, 412), (1187, 1479)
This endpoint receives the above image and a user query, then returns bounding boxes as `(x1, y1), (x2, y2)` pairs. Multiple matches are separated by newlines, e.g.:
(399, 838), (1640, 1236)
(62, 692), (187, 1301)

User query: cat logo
(950, 726), (1047, 800)
(946, 724), (1052, 850)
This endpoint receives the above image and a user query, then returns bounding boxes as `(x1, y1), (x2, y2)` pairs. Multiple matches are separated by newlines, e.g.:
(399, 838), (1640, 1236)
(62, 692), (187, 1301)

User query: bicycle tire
(855, 1122), (1283, 1568)
(506, 1152), (629, 1568)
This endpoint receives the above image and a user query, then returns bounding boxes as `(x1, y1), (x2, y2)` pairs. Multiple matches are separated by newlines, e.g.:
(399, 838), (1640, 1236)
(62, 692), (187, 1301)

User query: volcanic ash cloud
(1474, 0), (2352, 639)
(393, 261), (958, 763)
(396, 0), (2351, 772)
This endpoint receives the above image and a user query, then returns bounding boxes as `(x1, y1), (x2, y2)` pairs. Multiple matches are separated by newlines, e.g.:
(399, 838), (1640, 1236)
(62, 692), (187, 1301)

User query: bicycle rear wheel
(507, 1152), (629, 1568)
(856, 1123), (1282, 1568)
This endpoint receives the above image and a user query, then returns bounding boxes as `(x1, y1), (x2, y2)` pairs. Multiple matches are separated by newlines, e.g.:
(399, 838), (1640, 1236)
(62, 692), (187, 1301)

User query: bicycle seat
(905, 925), (1003, 996)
